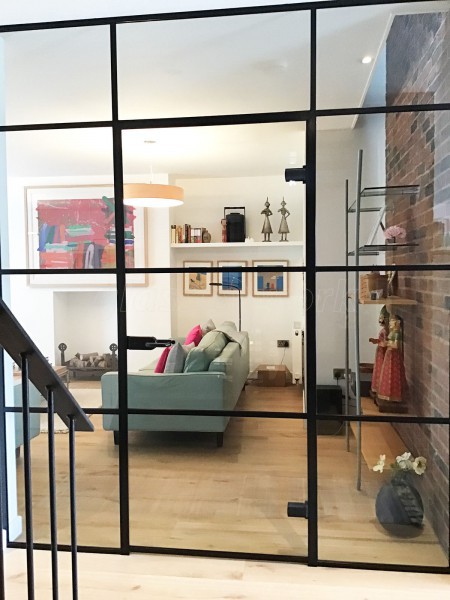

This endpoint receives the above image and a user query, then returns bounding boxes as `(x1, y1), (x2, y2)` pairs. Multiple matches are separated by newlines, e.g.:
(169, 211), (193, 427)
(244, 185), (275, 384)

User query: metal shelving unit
(345, 149), (420, 491)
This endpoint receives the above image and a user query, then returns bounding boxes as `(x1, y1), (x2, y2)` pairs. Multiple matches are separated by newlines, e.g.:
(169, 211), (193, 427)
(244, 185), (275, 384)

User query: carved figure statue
(369, 305), (390, 399)
(278, 198), (290, 241)
(377, 314), (409, 408)
(261, 198), (273, 242)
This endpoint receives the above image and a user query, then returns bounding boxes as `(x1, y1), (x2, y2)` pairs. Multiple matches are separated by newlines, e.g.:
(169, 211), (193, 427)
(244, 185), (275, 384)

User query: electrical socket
(333, 368), (344, 380)
(277, 340), (289, 348)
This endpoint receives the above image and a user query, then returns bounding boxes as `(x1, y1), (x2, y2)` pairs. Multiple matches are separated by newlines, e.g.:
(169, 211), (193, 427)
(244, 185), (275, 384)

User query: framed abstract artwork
(183, 261), (213, 296)
(216, 261), (248, 296)
(26, 185), (147, 286)
(252, 260), (289, 297)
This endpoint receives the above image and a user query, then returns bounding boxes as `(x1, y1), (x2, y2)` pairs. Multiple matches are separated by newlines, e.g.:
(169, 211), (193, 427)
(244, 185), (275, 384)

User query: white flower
(373, 454), (386, 473)
(396, 452), (413, 471)
(413, 456), (427, 475)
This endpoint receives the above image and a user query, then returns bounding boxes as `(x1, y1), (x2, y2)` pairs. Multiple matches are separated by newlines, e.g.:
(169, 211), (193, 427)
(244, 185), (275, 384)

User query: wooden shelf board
(359, 296), (417, 305)
(171, 241), (303, 248)
(350, 397), (407, 470)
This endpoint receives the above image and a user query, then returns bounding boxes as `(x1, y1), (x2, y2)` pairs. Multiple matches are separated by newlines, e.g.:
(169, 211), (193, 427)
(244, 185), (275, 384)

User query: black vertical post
(20, 352), (35, 599)
(47, 387), (59, 600)
(306, 8), (318, 567)
(0, 366), (5, 600)
(110, 23), (130, 554)
(68, 416), (78, 600)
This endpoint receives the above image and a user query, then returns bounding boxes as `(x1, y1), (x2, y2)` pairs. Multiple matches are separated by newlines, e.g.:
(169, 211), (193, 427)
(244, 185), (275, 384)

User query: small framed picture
(217, 261), (248, 296)
(252, 260), (289, 297)
(183, 261), (213, 296)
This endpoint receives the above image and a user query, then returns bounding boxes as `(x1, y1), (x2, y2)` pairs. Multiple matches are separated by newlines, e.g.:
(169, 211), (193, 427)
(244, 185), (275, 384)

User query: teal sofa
(101, 327), (249, 447)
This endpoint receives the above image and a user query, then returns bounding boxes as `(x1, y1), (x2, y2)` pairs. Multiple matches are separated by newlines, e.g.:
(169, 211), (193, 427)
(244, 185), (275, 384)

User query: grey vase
(375, 475), (424, 536)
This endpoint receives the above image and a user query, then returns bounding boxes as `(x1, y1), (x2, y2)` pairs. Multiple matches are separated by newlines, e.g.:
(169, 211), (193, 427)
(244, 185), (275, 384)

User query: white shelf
(171, 241), (303, 249)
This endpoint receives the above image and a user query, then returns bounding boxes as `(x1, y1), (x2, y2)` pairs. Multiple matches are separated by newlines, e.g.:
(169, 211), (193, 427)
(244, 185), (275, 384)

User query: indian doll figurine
(278, 198), (290, 241)
(376, 314), (409, 411)
(369, 305), (390, 399)
(261, 198), (273, 242)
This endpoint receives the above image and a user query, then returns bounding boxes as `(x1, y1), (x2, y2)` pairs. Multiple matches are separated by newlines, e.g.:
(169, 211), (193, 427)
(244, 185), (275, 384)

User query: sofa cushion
(183, 348), (210, 372)
(218, 321), (237, 330)
(154, 347), (170, 373)
(184, 324), (203, 346)
(201, 318), (216, 336)
(197, 330), (228, 363)
(164, 342), (194, 374)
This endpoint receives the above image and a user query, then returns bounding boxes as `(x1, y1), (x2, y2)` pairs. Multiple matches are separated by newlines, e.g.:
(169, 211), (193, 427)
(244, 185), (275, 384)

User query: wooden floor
(12, 382), (448, 568)
(3, 549), (449, 600)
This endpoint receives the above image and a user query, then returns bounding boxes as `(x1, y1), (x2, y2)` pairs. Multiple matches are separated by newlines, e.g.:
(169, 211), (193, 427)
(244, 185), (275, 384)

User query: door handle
(127, 336), (175, 351)
(287, 501), (308, 519)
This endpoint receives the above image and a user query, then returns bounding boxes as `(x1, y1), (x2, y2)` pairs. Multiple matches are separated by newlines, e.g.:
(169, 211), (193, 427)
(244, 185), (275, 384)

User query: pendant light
(123, 141), (184, 208)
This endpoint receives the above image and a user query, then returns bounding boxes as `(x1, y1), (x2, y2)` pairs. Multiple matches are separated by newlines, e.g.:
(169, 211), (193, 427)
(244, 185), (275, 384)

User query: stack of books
(171, 225), (206, 243)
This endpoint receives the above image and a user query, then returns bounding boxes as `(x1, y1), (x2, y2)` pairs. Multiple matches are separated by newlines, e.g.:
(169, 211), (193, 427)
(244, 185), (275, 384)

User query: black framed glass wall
(0, 0), (448, 575)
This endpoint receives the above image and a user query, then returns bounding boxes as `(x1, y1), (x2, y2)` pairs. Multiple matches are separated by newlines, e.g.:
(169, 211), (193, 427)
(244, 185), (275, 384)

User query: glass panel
(122, 123), (305, 265)
(317, 111), (450, 266)
(127, 415), (307, 554)
(2, 27), (112, 125)
(123, 266), (306, 553)
(318, 421), (449, 567)
(315, 271), (449, 419)
(2, 129), (114, 272)
(124, 262), (305, 408)
(117, 11), (310, 119)
(4, 274), (119, 548)
(318, 1), (450, 110)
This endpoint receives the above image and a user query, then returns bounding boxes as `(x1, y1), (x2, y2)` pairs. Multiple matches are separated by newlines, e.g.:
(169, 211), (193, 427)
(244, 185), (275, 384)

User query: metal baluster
(0, 376), (5, 600)
(20, 352), (35, 600)
(47, 387), (59, 599)
(68, 416), (78, 600)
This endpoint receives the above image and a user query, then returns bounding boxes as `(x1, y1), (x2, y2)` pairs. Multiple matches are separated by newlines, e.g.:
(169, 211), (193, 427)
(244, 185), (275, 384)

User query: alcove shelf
(171, 241), (303, 249)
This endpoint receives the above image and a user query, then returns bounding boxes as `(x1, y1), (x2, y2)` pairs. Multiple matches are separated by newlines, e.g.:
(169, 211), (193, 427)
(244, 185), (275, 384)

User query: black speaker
(224, 207), (246, 242)
(316, 385), (343, 435)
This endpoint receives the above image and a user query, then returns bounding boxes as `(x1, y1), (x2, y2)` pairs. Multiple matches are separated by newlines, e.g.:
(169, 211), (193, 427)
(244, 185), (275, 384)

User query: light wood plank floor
(3, 549), (449, 600)
(12, 382), (448, 568)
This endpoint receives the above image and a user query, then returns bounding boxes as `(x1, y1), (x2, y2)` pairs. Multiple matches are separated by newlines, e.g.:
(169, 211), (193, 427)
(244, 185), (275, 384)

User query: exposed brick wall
(385, 12), (449, 555)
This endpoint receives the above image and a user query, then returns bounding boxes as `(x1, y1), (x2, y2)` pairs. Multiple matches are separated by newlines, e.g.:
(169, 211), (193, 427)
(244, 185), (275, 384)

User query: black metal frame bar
(46, 388), (59, 600)
(0, 0), (448, 582)
(20, 354), (35, 600)
(68, 416), (78, 600)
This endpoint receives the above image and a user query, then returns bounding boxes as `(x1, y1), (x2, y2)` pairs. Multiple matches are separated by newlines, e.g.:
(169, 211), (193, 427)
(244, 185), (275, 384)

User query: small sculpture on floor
(369, 305), (389, 400)
(278, 198), (290, 241)
(376, 314), (409, 412)
(261, 198), (273, 242)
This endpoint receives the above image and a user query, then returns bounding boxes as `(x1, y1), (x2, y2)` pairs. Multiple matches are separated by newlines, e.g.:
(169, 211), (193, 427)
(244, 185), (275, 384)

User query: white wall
(316, 111), (386, 384)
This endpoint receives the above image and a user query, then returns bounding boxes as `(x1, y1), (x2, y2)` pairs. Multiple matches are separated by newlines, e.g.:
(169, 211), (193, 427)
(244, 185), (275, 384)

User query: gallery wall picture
(26, 185), (147, 286)
(183, 261), (213, 296)
(252, 260), (289, 297)
(216, 261), (248, 296)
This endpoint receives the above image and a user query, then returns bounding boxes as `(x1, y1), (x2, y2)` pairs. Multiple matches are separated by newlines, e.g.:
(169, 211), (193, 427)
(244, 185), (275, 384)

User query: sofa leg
(113, 431), (119, 446)
(216, 433), (224, 448)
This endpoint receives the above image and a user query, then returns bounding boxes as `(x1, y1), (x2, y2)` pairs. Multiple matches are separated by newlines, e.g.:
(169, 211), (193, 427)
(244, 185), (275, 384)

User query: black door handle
(127, 336), (175, 351)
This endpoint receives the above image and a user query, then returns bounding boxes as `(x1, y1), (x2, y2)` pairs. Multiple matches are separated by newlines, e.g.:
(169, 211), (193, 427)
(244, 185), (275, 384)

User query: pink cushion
(154, 347), (170, 373)
(184, 324), (203, 346)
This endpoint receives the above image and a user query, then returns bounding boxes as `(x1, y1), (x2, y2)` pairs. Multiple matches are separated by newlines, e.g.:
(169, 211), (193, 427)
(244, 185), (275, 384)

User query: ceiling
(1, 1), (448, 179)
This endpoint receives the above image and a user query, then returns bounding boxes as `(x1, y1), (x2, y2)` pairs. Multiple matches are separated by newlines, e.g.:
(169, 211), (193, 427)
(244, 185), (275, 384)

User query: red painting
(36, 196), (136, 270)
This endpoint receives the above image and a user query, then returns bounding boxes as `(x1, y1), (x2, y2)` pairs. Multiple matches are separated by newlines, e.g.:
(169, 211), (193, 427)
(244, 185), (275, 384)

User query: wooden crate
(359, 273), (388, 301)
